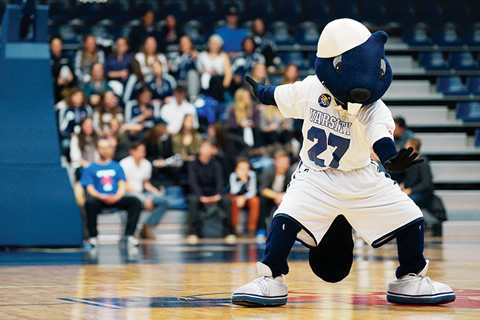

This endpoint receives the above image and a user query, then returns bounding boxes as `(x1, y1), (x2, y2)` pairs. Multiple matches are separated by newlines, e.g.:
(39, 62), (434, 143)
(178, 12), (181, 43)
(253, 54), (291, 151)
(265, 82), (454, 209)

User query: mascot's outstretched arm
(245, 75), (277, 106)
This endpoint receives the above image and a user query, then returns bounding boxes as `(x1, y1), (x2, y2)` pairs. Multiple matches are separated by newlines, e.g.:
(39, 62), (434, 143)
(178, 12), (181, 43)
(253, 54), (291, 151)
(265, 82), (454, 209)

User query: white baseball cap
(316, 19), (371, 58)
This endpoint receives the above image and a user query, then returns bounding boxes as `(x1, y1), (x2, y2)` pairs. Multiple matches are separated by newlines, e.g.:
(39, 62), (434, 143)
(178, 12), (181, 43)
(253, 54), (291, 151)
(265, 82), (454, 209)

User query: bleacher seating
(39, 0), (480, 228)
(456, 102), (480, 122)
(436, 76), (469, 96)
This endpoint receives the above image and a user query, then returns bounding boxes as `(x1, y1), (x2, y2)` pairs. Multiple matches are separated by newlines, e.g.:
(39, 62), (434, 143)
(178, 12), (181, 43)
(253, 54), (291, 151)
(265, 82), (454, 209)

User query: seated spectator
(197, 34), (232, 102)
(70, 117), (98, 181)
(394, 116), (415, 149)
(172, 114), (202, 163)
(231, 37), (266, 92)
(400, 138), (445, 235)
(259, 103), (293, 157)
(74, 34), (105, 86)
(128, 9), (162, 53)
(50, 36), (75, 102)
(93, 90), (124, 135)
(83, 63), (113, 106)
(169, 35), (200, 101)
(143, 120), (182, 185)
(122, 59), (146, 105)
(186, 139), (234, 243)
(400, 138), (434, 211)
(58, 88), (92, 154)
(207, 121), (249, 184)
(120, 142), (170, 240)
(81, 138), (142, 247)
(215, 6), (248, 58)
(228, 157), (260, 237)
(124, 86), (161, 132)
(281, 64), (300, 84)
(160, 85), (199, 134)
(134, 36), (169, 82)
(251, 18), (279, 70)
(160, 14), (183, 53)
(227, 87), (261, 148)
(256, 150), (292, 242)
(105, 37), (132, 84)
(147, 60), (176, 104)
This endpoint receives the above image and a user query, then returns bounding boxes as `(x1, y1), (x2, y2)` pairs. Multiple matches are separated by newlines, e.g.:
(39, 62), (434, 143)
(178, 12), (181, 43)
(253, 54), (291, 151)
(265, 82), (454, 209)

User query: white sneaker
(123, 235), (139, 247)
(232, 262), (288, 307)
(88, 237), (98, 247)
(387, 260), (455, 305)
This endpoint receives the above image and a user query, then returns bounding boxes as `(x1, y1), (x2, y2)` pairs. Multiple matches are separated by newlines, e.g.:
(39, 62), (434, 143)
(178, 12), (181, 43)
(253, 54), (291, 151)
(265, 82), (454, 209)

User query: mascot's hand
(245, 76), (265, 98)
(384, 147), (424, 173)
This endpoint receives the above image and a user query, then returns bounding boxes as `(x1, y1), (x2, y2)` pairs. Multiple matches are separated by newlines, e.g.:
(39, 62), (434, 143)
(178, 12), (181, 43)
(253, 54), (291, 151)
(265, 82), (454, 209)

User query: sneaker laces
(408, 273), (435, 293)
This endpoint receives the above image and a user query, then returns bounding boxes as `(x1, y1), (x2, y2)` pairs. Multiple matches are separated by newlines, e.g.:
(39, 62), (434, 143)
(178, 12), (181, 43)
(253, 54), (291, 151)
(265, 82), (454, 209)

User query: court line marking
(58, 298), (124, 309)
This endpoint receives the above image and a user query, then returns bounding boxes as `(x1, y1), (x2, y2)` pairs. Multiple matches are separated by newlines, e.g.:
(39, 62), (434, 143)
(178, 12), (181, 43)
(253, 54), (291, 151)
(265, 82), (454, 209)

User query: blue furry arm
(373, 137), (397, 165)
(257, 85), (277, 106)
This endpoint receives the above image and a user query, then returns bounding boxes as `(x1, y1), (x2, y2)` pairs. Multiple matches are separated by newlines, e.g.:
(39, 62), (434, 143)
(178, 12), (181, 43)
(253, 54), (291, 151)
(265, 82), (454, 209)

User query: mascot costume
(232, 19), (455, 307)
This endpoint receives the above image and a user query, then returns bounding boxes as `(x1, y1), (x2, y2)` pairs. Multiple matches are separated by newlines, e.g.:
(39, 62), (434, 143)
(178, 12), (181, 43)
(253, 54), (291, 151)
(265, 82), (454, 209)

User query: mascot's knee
(270, 214), (303, 235)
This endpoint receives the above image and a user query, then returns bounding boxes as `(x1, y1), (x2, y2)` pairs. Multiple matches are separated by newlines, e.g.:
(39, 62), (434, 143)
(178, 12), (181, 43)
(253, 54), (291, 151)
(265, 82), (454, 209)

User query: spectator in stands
(160, 14), (183, 53)
(394, 116), (415, 149)
(122, 59), (146, 105)
(251, 18), (279, 70)
(124, 86), (161, 133)
(120, 141), (170, 240)
(81, 138), (142, 247)
(281, 64), (300, 84)
(249, 62), (270, 90)
(197, 34), (232, 102)
(172, 114), (202, 163)
(134, 36), (169, 82)
(93, 90), (124, 135)
(105, 37), (132, 84)
(50, 36), (75, 102)
(147, 60), (176, 104)
(83, 63), (112, 107)
(107, 117), (143, 162)
(160, 85), (199, 134)
(128, 9), (162, 53)
(259, 102), (293, 157)
(230, 37), (266, 93)
(227, 87), (260, 148)
(215, 6), (248, 57)
(256, 150), (292, 242)
(400, 138), (434, 211)
(169, 35), (200, 101)
(74, 34), (105, 86)
(143, 120), (182, 186)
(228, 157), (260, 237)
(58, 88), (92, 154)
(208, 121), (249, 182)
(70, 117), (98, 181)
(186, 139), (233, 243)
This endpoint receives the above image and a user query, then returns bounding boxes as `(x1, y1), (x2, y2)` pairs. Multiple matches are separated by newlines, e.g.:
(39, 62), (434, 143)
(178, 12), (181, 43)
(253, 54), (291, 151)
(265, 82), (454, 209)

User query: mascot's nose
(349, 88), (371, 103)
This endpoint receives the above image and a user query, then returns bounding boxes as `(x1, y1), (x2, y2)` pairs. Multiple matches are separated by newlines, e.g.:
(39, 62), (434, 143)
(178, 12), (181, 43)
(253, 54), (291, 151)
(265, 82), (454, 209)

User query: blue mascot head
(315, 19), (393, 113)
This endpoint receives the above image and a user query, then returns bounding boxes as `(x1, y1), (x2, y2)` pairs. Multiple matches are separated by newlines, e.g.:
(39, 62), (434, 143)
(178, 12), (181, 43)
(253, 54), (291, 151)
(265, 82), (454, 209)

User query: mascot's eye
(380, 59), (386, 78)
(333, 55), (342, 73)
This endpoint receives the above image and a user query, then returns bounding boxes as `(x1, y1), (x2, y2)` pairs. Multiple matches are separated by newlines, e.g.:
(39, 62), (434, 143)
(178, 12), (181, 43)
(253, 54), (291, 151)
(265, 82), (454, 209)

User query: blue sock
(395, 219), (427, 278)
(261, 215), (301, 277)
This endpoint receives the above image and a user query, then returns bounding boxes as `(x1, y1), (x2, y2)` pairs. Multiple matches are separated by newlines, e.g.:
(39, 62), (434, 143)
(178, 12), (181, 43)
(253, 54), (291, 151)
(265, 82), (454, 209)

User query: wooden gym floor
(1, 210), (479, 319)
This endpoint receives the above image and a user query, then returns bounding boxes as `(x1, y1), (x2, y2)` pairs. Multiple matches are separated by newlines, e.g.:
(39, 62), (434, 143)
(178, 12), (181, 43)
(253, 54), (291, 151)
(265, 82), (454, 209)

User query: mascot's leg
(387, 219), (456, 305)
(309, 215), (354, 283)
(232, 215), (300, 307)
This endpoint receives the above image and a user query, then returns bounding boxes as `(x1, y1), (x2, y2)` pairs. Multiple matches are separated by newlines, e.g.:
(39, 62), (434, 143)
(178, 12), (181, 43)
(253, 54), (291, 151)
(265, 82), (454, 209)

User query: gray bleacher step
(384, 80), (442, 100)
(431, 161), (480, 183)
(415, 132), (471, 152)
(436, 190), (480, 221)
(389, 106), (452, 125)
(443, 221), (480, 240)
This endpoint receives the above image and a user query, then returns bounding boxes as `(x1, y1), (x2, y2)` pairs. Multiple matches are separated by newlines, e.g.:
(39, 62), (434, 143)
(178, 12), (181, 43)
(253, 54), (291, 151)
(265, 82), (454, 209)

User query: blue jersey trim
(257, 85), (277, 106)
(373, 137), (397, 165)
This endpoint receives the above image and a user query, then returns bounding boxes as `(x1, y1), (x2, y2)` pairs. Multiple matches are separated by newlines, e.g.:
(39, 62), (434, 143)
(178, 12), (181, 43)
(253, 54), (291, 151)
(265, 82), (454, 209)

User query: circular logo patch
(318, 94), (331, 107)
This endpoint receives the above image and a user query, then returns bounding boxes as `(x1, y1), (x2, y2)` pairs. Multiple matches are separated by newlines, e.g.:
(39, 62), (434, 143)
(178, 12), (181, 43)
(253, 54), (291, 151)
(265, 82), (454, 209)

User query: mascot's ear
(371, 30), (388, 45)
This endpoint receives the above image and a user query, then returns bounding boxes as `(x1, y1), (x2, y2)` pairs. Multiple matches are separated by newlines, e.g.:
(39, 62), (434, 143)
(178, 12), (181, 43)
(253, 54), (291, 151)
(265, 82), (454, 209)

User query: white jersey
(274, 76), (395, 172)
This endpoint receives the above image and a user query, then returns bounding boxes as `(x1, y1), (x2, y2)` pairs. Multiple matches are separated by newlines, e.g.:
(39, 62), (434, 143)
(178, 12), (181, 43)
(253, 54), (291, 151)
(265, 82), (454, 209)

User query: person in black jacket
(186, 139), (233, 243)
(400, 138), (434, 210)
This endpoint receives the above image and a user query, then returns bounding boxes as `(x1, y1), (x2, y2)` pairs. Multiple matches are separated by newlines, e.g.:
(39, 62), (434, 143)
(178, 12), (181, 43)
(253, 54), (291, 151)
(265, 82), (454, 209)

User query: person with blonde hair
(227, 87), (260, 147)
